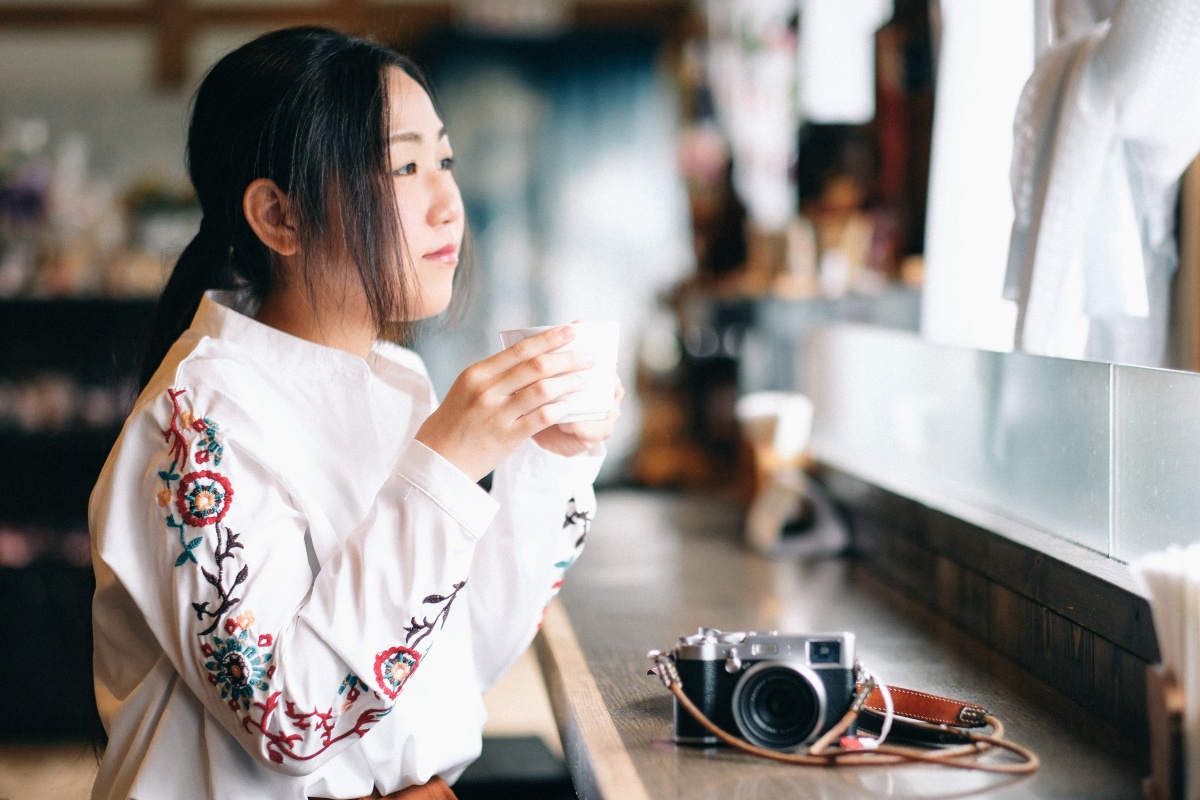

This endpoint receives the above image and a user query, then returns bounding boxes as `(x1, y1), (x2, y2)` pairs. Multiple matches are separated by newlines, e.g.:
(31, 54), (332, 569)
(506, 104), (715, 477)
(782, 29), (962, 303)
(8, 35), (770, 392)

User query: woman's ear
(243, 178), (299, 256)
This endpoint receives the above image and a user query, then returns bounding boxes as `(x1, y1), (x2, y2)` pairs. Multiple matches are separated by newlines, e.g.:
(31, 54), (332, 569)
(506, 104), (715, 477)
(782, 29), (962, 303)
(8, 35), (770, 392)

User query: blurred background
(4, 0), (1197, 795)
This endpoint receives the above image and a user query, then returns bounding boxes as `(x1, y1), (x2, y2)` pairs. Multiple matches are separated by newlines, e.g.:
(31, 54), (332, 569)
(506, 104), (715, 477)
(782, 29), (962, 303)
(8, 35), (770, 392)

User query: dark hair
(139, 26), (465, 389)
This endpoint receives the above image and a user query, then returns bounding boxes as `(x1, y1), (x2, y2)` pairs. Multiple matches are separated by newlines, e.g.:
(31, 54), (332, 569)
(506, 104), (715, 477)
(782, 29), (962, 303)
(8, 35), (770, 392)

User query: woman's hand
(415, 326), (592, 482)
(532, 376), (624, 457)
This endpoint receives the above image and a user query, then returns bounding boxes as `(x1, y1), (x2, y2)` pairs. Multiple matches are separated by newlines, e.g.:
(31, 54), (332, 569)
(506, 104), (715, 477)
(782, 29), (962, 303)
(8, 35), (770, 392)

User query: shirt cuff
(396, 439), (500, 538)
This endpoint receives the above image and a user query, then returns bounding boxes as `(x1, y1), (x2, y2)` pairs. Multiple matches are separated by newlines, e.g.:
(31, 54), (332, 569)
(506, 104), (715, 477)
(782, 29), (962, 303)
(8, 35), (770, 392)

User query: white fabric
(798, 0), (892, 125)
(1006, 0), (1200, 366)
(89, 291), (603, 800)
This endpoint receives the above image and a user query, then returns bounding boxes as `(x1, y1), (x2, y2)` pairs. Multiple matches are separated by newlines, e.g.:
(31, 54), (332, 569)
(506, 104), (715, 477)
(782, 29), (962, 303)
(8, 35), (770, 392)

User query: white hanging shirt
(89, 291), (603, 800)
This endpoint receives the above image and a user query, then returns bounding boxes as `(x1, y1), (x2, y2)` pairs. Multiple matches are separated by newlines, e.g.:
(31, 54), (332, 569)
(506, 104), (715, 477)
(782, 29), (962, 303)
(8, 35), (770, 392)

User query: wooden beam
(1179, 157), (1200, 371)
(0, 7), (148, 26)
(150, 0), (189, 89)
(0, 0), (693, 88)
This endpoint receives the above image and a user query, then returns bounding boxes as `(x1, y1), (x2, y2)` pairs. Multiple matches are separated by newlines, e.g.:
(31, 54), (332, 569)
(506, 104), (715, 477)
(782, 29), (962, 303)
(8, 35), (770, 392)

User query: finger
(485, 326), (576, 378)
(515, 397), (572, 437)
(494, 349), (594, 397)
(508, 373), (586, 418)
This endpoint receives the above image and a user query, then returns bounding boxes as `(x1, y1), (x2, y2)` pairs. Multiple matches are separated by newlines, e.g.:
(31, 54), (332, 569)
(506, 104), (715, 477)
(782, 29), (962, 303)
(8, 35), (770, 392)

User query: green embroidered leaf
(554, 560), (572, 569)
(175, 550), (196, 567)
(186, 537), (203, 550)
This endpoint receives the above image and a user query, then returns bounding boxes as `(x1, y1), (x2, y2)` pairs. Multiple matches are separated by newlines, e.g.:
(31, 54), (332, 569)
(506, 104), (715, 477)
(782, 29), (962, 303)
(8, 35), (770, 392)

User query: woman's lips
(424, 245), (458, 264)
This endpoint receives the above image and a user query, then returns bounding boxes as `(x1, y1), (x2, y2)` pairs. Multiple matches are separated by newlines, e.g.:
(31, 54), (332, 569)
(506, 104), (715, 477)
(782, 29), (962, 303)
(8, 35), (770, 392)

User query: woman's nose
(429, 172), (463, 227)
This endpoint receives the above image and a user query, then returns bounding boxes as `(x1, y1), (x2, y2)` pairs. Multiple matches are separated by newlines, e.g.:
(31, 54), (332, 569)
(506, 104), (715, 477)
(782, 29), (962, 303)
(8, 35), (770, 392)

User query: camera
(671, 628), (856, 751)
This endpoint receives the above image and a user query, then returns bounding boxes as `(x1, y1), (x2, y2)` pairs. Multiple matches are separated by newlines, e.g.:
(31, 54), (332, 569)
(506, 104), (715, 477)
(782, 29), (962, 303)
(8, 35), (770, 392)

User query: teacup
(499, 321), (619, 423)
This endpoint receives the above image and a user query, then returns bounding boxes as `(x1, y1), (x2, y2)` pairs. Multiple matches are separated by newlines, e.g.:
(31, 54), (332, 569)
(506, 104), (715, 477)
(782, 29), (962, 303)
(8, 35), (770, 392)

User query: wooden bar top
(535, 490), (1145, 799)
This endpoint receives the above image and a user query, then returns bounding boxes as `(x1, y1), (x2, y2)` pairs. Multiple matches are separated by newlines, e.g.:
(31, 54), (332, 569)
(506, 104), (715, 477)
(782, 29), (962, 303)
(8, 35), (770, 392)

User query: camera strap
(856, 683), (989, 728)
(647, 650), (1039, 774)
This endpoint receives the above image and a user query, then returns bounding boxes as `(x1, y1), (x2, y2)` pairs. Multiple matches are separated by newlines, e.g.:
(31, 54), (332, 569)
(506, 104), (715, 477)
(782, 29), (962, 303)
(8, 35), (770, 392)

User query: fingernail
(560, 325), (576, 341)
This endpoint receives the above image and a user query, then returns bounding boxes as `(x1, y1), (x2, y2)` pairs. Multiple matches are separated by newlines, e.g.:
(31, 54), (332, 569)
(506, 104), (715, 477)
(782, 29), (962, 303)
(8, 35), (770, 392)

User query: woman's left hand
(532, 377), (624, 457)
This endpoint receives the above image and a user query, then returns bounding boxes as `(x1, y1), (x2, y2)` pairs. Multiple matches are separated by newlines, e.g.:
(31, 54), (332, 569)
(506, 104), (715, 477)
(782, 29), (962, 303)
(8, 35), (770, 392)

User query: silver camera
(671, 628), (856, 751)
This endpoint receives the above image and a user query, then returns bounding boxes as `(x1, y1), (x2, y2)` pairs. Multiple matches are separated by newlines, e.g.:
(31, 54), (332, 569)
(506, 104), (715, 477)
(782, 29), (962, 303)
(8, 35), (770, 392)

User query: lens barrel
(731, 662), (826, 750)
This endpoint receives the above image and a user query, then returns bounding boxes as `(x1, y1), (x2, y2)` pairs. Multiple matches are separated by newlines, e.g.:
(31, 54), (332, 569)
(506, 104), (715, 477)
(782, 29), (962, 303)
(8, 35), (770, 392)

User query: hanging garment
(1006, 0), (1200, 366)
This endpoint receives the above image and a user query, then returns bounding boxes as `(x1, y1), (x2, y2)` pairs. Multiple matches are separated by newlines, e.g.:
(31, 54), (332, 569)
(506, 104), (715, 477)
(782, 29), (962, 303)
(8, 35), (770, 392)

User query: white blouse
(89, 292), (602, 800)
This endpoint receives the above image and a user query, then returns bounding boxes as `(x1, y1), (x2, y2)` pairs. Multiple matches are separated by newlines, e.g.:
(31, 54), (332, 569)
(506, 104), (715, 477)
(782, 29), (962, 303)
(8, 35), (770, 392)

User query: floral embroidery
(193, 416), (225, 466)
(563, 498), (593, 533)
(540, 497), (591, 626)
(191, 522), (246, 636)
(243, 692), (392, 764)
(374, 646), (421, 700)
(202, 628), (273, 711)
(339, 673), (365, 700)
(163, 388), (191, 466)
(403, 580), (466, 649)
(176, 470), (234, 527)
(159, 462), (202, 567)
(157, 388), (229, 566)
(154, 386), (460, 764)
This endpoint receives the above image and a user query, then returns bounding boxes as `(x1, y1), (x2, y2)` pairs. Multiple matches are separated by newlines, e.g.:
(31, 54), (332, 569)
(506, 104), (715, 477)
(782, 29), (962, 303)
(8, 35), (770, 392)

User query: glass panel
(976, 352), (1110, 553)
(804, 325), (1110, 554)
(1113, 365), (1200, 561)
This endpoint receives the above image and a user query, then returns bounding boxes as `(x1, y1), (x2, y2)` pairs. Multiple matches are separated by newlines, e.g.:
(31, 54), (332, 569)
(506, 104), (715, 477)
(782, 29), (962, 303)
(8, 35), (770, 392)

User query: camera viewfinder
(808, 640), (841, 664)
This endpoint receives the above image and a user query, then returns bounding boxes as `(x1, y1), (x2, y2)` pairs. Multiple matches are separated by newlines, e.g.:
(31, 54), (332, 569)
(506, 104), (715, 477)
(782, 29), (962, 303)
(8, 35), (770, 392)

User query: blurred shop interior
(3, 0), (1200, 781)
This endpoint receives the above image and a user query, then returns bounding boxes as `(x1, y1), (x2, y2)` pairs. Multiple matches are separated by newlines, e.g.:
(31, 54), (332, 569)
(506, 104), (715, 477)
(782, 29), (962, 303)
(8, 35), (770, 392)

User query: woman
(89, 27), (619, 799)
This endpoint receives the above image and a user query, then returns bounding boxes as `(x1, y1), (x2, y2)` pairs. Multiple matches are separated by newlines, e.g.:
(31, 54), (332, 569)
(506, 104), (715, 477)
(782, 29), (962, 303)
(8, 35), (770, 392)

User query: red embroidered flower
(176, 470), (233, 527)
(224, 618), (239, 635)
(201, 643), (215, 658)
(374, 646), (421, 700)
(196, 450), (210, 463)
(258, 634), (273, 648)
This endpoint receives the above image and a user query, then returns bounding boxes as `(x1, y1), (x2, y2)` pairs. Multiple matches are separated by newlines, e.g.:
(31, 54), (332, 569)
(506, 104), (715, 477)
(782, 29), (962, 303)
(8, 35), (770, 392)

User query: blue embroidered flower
(202, 629), (273, 710)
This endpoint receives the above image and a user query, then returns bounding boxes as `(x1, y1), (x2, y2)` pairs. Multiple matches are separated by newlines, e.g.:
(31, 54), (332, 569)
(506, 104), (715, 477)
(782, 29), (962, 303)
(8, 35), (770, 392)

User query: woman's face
(386, 67), (465, 320)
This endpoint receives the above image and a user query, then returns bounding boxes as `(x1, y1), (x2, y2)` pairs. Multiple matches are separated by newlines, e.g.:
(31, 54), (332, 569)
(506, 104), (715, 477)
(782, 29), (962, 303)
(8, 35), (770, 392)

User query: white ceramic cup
(499, 321), (620, 424)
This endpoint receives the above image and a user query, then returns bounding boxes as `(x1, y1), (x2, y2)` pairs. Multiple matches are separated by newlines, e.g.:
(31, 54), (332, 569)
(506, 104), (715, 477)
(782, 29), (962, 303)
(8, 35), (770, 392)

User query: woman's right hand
(415, 326), (593, 482)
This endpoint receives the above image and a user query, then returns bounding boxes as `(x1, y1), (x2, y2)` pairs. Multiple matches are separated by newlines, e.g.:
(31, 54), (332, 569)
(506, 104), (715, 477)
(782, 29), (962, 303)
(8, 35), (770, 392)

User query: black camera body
(672, 628), (856, 751)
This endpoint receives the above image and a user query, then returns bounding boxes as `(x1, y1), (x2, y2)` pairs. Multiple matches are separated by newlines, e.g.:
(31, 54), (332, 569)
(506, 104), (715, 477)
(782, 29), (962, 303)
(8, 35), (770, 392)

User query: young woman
(89, 27), (620, 800)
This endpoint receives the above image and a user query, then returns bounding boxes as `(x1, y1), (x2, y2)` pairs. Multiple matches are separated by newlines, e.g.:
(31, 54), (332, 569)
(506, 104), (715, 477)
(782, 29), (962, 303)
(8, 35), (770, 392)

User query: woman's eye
(394, 162), (417, 176)
(440, 157), (455, 170)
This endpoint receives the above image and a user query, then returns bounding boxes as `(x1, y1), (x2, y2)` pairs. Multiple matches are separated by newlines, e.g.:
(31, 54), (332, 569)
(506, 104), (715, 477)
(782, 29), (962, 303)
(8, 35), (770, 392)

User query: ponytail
(137, 216), (234, 390)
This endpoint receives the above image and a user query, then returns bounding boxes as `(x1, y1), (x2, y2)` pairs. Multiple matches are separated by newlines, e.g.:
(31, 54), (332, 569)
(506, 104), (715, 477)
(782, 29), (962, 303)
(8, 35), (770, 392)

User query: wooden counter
(535, 490), (1145, 799)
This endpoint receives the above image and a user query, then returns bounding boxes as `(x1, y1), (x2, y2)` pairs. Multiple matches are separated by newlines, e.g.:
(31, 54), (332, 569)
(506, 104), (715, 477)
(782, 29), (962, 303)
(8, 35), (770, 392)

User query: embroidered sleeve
(128, 386), (497, 774)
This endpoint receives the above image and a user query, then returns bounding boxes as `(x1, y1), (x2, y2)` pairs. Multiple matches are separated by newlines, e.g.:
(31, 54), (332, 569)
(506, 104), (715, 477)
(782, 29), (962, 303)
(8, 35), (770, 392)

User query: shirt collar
(190, 290), (376, 384)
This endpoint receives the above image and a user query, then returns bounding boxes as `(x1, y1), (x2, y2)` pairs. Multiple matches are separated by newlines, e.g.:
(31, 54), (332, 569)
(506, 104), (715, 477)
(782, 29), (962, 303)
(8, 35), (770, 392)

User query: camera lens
(731, 662), (825, 750)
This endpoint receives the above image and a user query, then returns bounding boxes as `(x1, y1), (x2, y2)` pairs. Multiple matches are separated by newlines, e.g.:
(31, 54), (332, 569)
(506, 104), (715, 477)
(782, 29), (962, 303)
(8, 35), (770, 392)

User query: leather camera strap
(856, 684), (989, 728)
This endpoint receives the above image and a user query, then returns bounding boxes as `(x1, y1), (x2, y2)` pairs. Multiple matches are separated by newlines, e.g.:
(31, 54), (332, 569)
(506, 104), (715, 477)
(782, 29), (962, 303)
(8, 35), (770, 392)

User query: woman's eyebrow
(389, 127), (448, 144)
